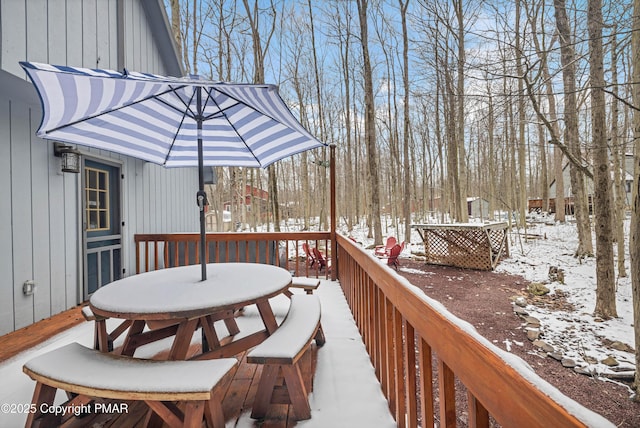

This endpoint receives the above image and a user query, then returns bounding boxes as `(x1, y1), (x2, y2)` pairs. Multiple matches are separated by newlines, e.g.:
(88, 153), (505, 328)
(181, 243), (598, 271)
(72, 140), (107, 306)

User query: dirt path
(398, 260), (639, 427)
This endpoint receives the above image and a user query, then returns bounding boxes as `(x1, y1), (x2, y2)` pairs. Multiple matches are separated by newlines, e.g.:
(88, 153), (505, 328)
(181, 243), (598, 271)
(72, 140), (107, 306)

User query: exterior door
(83, 159), (122, 299)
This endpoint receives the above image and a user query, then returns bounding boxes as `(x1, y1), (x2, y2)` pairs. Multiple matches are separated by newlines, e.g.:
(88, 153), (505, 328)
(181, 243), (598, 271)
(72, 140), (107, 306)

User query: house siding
(0, 0), (193, 334)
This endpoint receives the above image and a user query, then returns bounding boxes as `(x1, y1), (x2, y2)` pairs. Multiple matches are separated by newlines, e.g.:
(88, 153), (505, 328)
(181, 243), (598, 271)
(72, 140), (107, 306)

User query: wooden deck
(0, 306), (85, 363)
(0, 305), (318, 427)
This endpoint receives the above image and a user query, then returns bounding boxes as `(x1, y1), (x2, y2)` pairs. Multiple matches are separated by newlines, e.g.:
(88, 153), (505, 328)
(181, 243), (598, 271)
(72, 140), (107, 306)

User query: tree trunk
(610, 29), (627, 278)
(553, 0), (593, 256)
(357, 0), (383, 244)
(515, 0), (527, 228)
(400, 0), (411, 242)
(455, 0), (468, 222)
(588, 0), (616, 318)
(631, 0), (640, 396)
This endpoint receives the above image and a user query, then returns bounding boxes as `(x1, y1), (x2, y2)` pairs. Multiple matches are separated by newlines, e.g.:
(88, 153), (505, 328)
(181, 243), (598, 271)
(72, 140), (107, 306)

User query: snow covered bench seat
(23, 342), (238, 428)
(284, 277), (321, 297)
(246, 294), (325, 420)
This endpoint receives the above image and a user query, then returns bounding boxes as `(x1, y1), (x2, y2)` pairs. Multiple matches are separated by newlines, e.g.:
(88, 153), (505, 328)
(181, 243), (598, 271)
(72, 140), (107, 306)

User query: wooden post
(330, 144), (337, 280)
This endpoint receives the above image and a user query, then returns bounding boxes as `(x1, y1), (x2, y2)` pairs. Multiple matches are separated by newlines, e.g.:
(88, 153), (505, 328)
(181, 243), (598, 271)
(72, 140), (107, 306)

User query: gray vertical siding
(0, 0), (192, 334)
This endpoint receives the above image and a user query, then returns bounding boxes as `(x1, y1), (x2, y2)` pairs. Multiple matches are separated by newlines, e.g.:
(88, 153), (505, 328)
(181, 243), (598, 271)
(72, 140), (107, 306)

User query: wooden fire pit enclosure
(411, 222), (509, 270)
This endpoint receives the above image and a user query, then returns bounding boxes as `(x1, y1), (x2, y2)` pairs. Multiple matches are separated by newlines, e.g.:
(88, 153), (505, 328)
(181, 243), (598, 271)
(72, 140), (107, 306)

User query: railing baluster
(438, 359), (456, 428)
(144, 240), (150, 273)
(467, 391), (489, 428)
(393, 307), (406, 428)
(404, 321), (418, 428)
(419, 337), (435, 428)
(163, 239), (169, 269)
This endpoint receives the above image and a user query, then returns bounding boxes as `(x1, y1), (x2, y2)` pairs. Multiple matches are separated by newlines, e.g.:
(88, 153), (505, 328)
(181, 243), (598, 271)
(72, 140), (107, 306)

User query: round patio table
(90, 263), (292, 360)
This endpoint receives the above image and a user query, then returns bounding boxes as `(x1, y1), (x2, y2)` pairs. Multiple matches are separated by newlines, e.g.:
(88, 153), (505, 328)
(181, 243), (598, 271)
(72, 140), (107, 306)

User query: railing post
(330, 144), (337, 281)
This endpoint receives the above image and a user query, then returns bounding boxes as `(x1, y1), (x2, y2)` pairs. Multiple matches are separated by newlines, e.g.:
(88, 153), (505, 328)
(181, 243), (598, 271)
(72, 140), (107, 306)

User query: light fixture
(53, 142), (81, 173)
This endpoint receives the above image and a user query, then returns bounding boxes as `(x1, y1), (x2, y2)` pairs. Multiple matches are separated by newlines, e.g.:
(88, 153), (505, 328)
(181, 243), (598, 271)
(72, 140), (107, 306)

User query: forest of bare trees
(168, 0), (640, 395)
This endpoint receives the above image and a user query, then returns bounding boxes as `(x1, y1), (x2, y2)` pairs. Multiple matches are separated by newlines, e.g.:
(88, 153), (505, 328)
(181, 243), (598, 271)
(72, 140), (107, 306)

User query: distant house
(224, 185), (270, 219)
(467, 197), (490, 219)
(0, 1), (199, 335)
(206, 210), (233, 232)
(546, 157), (633, 214)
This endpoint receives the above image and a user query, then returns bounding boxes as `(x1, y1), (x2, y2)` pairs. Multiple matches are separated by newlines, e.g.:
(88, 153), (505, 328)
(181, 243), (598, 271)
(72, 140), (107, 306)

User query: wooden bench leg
(251, 363), (312, 421)
(251, 365), (280, 419)
(94, 318), (110, 352)
(25, 382), (60, 428)
(182, 401), (206, 428)
(315, 325), (326, 347)
(282, 364), (311, 420)
(205, 395), (226, 428)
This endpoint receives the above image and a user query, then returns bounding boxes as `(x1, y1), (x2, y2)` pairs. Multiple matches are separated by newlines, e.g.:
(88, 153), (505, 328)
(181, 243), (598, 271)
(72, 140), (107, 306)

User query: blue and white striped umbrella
(21, 61), (327, 280)
(20, 61), (325, 168)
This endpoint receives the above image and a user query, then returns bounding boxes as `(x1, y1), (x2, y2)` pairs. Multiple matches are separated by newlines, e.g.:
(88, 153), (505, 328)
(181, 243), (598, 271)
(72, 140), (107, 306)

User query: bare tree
(515, 0), (527, 228)
(356, 0), (383, 244)
(399, 0), (411, 242)
(454, 0), (468, 222)
(242, 0), (279, 231)
(553, 0), (593, 257)
(610, 29), (627, 278)
(631, 0), (640, 398)
(588, 0), (617, 318)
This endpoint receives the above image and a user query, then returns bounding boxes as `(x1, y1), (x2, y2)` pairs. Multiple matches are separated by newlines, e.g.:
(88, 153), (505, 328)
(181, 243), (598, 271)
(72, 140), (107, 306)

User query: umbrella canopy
(20, 61), (327, 280)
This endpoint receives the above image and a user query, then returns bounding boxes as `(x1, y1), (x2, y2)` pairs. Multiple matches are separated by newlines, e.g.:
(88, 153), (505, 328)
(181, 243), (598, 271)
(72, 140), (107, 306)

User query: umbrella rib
(202, 87), (264, 167)
(160, 86), (200, 165)
(158, 85), (199, 119)
(45, 85), (191, 134)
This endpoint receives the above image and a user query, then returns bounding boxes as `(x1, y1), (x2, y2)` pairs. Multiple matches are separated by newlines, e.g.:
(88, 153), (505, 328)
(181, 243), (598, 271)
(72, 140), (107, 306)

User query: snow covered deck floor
(0, 280), (396, 427)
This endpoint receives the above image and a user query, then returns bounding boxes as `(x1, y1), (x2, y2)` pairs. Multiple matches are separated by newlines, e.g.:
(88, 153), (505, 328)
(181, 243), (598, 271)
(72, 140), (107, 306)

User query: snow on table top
(90, 263), (291, 316)
(24, 342), (237, 394)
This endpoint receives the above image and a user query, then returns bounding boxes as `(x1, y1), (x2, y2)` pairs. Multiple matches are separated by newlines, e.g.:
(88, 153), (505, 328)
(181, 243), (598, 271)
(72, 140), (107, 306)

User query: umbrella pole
(196, 87), (207, 281)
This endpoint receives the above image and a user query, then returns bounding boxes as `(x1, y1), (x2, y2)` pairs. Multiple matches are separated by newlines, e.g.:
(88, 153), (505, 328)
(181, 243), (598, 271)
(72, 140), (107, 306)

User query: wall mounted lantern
(53, 142), (81, 173)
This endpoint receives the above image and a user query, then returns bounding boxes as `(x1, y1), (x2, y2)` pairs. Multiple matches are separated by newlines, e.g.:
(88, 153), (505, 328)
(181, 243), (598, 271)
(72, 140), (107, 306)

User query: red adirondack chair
(384, 244), (402, 270)
(302, 242), (316, 267)
(312, 247), (331, 271)
(374, 236), (397, 257)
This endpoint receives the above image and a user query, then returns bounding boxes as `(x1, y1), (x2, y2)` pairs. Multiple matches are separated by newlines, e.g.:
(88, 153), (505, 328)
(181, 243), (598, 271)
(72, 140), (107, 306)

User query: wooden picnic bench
(247, 294), (325, 420)
(284, 277), (321, 297)
(23, 342), (238, 428)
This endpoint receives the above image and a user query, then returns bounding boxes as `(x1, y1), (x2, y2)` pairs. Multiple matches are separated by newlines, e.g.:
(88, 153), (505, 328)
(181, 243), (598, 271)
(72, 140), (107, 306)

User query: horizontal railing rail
(134, 232), (332, 279)
(335, 234), (610, 428)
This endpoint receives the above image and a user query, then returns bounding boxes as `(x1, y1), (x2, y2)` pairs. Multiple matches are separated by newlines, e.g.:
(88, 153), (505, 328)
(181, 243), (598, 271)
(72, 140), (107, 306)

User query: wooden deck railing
(133, 231), (609, 427)
(134, 232), (333, 279)
(336, 234), (608, 428)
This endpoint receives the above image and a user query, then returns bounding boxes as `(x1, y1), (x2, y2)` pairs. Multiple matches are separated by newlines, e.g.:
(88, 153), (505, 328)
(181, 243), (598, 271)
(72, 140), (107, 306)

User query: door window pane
(85, 167), (110, 231)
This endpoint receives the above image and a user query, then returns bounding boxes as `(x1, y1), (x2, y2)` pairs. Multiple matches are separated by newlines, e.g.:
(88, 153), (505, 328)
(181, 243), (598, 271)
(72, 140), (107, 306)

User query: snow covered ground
(351, 214), (636, 397)
(494, 218), (636, 394)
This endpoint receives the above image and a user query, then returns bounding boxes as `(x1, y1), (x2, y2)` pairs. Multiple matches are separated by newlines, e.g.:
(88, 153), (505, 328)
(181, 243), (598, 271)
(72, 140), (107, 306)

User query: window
(85, 167), (110, 231)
